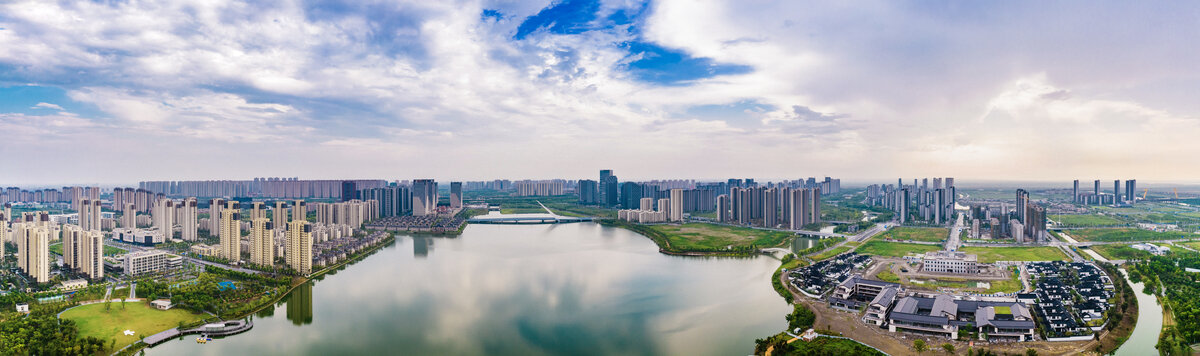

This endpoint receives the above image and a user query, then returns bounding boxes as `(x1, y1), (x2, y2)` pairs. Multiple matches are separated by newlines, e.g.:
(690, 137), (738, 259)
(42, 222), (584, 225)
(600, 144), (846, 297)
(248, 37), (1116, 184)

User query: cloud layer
(1, 0), (1197, 185)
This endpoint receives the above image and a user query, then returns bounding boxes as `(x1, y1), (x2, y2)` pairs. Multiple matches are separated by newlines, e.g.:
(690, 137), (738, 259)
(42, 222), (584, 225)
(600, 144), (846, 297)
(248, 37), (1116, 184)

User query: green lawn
(876, 268), (900, 283)
(856, 241), (941, 257)
(48, 243), (126, 256)
(1183, 241), (1200, 251)
(60, 301), (207, 351)
(1050, 214), (1126, 226)
(957, 246), (1067, 263)
(1089, 244), (1156, 260)
(810, 246), (851, 261)
(819, 204), (864, 222)
(643, 223), (793, 251)
(881, 227), (949, 243)
(1068, 228), (1195, 242)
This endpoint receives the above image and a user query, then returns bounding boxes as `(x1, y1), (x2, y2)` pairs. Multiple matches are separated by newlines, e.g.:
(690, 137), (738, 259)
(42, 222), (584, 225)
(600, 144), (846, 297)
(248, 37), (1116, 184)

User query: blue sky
(1, 0), (1199, 184)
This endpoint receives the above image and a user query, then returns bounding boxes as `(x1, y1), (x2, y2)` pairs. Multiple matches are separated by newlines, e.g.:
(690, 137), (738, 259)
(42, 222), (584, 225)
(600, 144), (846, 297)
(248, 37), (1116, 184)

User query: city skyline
(2, 1), (1199, 184)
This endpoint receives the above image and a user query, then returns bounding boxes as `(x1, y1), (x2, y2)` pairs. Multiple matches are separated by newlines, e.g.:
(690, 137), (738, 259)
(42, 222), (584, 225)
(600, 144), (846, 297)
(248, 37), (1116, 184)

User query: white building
(123, 250), (171, 276)
(922, 250), (980, 274)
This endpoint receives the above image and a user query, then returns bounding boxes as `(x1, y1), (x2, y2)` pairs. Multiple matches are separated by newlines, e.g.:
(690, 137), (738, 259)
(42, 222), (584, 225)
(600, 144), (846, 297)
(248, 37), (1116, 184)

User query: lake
(148, 222), (791, 355)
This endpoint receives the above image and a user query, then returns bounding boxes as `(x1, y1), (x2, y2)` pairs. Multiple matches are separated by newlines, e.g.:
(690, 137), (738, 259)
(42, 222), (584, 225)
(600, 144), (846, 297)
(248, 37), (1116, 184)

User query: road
(183, 256), (264, 275)
(945, 214), (964, 251)
(129, 282), (136, 299)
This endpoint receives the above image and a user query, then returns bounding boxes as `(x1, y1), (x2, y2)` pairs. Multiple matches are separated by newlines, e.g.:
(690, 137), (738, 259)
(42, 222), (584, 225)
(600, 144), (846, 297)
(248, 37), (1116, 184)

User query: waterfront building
(450, 182), (463, 209)
(599, 170), (618, 207)
(250, 218), (274, 267)
(669, 189), (684, 222)
(577, 179), (598, 204)
(412, 179), (437, 216)
(287, 220), (313, 275)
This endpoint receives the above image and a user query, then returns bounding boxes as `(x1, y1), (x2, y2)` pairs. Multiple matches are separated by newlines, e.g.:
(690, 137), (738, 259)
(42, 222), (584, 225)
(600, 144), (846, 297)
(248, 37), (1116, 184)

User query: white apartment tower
(219, 201), (241, 262)
(250, 218), (274, 267)
(287, 220), (313, 275)
(62, 225), (104, 280)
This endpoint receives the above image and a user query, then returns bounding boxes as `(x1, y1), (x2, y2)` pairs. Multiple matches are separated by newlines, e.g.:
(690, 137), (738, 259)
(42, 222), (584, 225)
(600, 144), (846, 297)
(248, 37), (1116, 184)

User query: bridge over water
(468, 201), (595, 224)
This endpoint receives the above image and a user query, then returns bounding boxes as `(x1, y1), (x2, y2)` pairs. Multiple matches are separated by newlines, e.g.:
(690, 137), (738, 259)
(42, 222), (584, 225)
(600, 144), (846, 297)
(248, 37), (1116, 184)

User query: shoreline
(114, 233), (398, 356)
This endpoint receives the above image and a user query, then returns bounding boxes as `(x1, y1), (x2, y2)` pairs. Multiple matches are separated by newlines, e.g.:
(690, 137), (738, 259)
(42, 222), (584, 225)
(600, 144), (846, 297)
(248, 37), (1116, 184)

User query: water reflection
(790, 236), (820, 253)
(287, 281), (314, 326)
(148, 223), (788, 356)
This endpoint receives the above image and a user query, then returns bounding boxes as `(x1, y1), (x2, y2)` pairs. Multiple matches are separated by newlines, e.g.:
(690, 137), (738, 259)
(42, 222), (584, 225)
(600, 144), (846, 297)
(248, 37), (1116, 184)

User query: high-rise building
(577, 179), (598, 204)
(1093, 180), (1100, 199)
(287, 220), (313, 275)
(599, 170), (618, 207)
(716, 194), (730, 222)
(669, 189), (684, 222)
(250, 202), (267, 221)
(250, 218), (274, 267)
(1072, 180), (1080, 203)
(762, 188), (779, 227)
(209, 198), (224, 234)
(15, 223), (50, 283)
(273, 201), (289, 231)
(153, 199), (175, 238)
(181, 198), (198, 241)
(450, 182), (463, 209)
(620, 182), (643, 209)
(79, 199), (101, 231)
(219, 201), (241, 262)
(411, 179), (437, 216)
(62, 225), (104, 280)
(1015, 189), (1029, 223)
(1112, 180), (1120, 203)
(292, 200), (308, 222)
(1125, 179), (1137, 204)
(341, 181), (358, 202)
(122, 202), (137, 228)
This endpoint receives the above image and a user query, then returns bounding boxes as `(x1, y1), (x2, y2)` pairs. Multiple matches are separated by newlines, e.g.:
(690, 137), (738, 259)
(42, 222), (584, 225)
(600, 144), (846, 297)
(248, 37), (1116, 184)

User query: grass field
(48, 243), (127, 256)
(876, 266), (900, 283)
(645, 223), (793, 251)
(1050, 214), (1126, 226)
(957, 246), (1068, 263)
(1183, 241), (1200, 251)
(1068, 228), (1195, 242)
(856, 241), (941, 257)
(810, 246), (851, 261)
(1089, 244), (1156, 260)
(881, 227), (949, 243)
(61, 301), (207, 351)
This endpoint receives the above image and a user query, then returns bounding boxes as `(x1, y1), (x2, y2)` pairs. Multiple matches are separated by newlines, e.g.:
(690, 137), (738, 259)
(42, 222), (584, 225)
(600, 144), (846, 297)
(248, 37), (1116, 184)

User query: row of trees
(0, 305), (108, 355)
(1127, 252), (1200, 354)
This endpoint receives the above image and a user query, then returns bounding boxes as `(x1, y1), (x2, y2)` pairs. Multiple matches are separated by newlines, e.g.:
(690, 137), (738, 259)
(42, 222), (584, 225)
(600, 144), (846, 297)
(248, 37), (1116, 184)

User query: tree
(1025, 348), (1038, 356)
(121, 297), (126, 309)
(942, 343), (955, 354)
(913, 339), (928, 355)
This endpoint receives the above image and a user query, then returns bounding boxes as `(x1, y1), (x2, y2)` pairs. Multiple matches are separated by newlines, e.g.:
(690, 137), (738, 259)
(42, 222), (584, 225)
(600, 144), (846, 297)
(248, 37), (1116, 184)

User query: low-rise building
(123, 250), (170, 276)
(922, 250), (979, 274)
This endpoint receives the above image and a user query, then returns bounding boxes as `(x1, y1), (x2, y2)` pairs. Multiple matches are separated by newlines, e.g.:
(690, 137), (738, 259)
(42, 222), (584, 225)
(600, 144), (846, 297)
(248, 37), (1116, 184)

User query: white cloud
(31, 102), (64, 110)
(0, 0), (1198, 183)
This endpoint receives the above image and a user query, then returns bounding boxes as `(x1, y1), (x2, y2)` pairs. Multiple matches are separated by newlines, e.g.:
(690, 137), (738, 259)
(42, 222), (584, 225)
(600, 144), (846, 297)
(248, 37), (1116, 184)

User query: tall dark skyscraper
(1015, 189), (1029, 223)
(599, 170), (618, 207)
(1125, 179), (1137, 204)
(1072, 179), (1080, 203)
(1113, 180), (1120, 203)
(577, 179), (598, 204)
(620, 182), (643, 209)
(341, 181), (358, 202)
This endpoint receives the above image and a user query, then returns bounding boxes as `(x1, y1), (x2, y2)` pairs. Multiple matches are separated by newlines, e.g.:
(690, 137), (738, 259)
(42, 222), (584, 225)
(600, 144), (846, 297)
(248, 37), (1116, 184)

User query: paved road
(946, 214), (964, 251)
(129, 282), (136, 299)
(103, 285), (112, 301)
(183, 256), (264, 275)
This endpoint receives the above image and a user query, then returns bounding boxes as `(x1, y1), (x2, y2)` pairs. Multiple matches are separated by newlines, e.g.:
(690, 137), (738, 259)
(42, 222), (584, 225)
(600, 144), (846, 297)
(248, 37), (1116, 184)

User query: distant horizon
(5, 176), (1199, 192)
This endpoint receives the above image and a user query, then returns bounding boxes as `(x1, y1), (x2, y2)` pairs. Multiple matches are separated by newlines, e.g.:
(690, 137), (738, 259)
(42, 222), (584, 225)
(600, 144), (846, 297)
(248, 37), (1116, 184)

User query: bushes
(785, 304), (816, 332)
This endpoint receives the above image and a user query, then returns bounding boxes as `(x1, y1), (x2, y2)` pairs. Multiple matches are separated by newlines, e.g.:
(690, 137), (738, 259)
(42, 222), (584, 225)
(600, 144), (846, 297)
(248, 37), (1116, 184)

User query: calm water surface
(1115, 268), (1163, 355)
(148, 222), (790, 355)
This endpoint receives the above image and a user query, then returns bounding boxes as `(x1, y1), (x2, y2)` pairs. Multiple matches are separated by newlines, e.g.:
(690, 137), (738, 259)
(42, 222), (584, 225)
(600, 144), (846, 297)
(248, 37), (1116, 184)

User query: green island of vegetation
(855, 240), (941, 257)
(879, 226), (948, 243)
(957, 246), (1068, 263)
(605, 221), (792, 255)
(1068, 228), (1194, 242)
(61, 301), (207, 351)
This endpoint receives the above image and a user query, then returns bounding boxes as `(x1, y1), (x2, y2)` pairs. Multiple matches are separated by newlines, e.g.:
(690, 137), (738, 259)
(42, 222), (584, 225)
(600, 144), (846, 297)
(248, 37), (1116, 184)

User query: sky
(1, 0), (1198, 185)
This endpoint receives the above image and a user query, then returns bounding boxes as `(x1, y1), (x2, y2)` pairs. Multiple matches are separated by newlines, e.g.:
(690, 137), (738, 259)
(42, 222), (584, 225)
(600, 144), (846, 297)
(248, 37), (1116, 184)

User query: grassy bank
(61, 302), (207, 353)
(1050, 214), (1126, 227)
(1089, 244), (1156, 260)
(602, 220), (791, 255)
